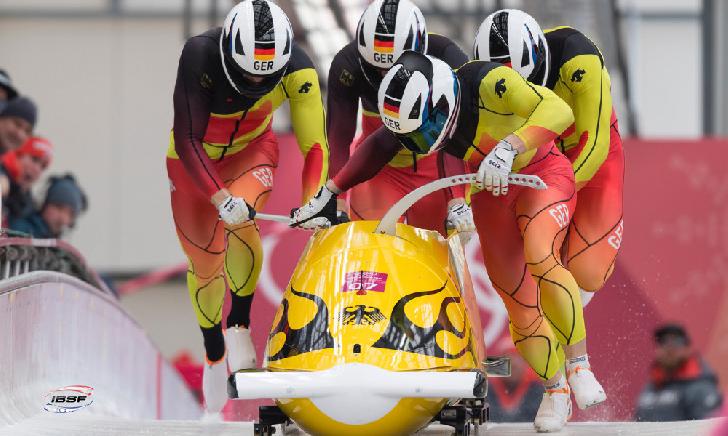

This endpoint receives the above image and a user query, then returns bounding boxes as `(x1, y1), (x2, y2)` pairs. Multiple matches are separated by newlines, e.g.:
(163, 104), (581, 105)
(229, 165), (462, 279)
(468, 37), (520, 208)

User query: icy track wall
(0, 270), (202, 426)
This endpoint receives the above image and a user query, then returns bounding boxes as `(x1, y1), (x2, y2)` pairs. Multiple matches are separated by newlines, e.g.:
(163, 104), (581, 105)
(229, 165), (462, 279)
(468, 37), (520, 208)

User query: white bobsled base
(230, 363), (482, 400)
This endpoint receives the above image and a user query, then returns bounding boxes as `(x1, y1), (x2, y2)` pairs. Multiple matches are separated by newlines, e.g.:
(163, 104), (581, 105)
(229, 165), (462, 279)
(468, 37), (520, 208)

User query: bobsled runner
(229, 173), (543, 435)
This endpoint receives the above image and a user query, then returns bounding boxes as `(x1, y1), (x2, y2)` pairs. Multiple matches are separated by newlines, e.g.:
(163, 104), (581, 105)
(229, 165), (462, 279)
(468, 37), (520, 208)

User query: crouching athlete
(168, 0), (328, 416)
(474, 10), (625, 307)
(291, 52), (606, 432)
(326, 0), (474, 237)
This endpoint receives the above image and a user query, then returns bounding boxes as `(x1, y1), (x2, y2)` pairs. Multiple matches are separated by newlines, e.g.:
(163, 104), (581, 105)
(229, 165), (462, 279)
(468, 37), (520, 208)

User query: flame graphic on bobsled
(229, 174), (542, 435)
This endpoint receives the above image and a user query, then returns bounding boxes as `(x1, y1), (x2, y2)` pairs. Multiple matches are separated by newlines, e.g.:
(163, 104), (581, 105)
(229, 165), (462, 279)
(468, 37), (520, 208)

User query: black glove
(289, 185), (339, 229)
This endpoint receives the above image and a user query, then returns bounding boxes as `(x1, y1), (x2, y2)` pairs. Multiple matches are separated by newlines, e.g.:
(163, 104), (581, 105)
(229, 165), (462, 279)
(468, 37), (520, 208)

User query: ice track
(2, 416), (721, 436)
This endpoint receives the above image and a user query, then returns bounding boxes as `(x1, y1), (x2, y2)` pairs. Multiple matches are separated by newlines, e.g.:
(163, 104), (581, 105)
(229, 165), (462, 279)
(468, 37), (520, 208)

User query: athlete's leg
(516, 168), (584, 350)
(167, 158), (227, 364)
(218, 133), (279, 330)
(405, 188), (450, 235)
(518, 157), (607, 410)
(565, 126), (625, 293)
(471, 189), (562, 382)
(349, 153), (451, 235)
(348, 164), (408, 221)
(405, 153), (451, 235)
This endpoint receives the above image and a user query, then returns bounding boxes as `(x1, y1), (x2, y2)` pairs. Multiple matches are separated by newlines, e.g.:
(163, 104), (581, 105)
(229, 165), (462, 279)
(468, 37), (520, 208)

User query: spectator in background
(635, 323), (723, 421)
(0, 96), (36, 154)
(0, 69), (19, 112)
(487, 341), (544, 422)
(10, 174), (86, 238)
(0, 136), (52, 224)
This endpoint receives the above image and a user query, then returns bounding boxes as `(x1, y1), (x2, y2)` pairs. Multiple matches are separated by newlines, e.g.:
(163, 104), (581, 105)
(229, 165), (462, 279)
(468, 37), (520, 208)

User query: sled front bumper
(228, 363), (486, 400)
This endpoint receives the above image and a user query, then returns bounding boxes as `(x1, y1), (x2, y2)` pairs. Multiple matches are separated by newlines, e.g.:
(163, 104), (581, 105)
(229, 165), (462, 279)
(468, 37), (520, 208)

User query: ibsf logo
(43, 385), (94, 413)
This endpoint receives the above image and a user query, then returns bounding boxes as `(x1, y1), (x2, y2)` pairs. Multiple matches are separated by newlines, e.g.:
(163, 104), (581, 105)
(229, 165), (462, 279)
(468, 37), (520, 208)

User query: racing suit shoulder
(426, 33), (469, 69)
(544, 26), (603, 88)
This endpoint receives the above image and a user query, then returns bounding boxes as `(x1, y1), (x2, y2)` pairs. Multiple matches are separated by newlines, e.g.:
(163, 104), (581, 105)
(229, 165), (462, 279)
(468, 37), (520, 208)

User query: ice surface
(2, 416), (721, 436)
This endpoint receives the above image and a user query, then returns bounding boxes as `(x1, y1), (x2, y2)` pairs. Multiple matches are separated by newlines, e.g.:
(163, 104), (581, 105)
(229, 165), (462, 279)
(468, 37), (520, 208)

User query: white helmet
(473, 9), (549, 86)
(356, 0), (427, 87)
(378, 51), (460, 155)
(220, 0), (294, 97)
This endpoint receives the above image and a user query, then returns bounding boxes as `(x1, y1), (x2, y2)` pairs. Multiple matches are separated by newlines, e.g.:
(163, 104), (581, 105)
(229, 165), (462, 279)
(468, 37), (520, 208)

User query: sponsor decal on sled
(341, 271), (388, 295)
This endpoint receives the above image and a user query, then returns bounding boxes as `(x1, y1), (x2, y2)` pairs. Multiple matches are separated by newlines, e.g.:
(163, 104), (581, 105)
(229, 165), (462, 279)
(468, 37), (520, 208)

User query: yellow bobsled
(228, 174), (543, 435)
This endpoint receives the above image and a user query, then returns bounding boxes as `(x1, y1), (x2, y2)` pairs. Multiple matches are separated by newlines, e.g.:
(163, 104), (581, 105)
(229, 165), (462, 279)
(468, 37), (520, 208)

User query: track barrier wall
(0, 240), (202, 428)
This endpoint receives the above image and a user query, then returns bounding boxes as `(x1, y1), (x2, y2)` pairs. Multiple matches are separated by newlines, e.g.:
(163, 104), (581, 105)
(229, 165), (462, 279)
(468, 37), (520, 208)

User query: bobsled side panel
(265, 221), (479, 372)
(447, 236), (487, 366)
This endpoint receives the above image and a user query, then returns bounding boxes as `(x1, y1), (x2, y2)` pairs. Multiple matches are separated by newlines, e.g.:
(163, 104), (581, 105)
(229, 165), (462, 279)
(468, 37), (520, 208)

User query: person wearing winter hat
(0, 136), (53, 224)
(9, 174), (87, 238)
(0, 96), (37, 154)
(0, 69), (19, 112)
(635, 323), (723, 421)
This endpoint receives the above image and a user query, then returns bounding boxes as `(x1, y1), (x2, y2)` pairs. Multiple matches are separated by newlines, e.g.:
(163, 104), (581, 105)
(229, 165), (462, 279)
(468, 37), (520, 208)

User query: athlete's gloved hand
(477, 139), (518, 196)
(290, 184), (339, 230)
(445, 202), (475, 244)
(217, 196), (255, 225)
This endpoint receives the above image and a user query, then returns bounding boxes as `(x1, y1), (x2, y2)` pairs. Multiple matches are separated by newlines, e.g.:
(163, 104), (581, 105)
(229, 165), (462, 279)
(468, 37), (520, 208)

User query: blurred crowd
(0, 69), (87, 239)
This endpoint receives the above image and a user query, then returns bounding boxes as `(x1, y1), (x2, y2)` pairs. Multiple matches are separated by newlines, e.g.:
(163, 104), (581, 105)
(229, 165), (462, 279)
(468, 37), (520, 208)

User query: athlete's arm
(283, 47), (330, 203)
(172, 37), (226, 200)
(560, 54), (612, 187)
(438, 150), (467, 202)
(480, 66), (574, 154)
(330, 127), (400, 193)
(326, 50), (361, 179)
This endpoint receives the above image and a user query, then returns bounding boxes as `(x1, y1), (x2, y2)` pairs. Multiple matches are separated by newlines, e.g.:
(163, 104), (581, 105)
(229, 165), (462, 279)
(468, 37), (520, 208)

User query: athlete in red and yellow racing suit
(543, 26), (625, 297)
(168, 28), (327, 365)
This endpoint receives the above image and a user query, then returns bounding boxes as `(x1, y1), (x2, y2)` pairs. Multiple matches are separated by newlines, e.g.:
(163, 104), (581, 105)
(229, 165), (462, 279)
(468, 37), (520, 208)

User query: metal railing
(0, 231), (111, 295)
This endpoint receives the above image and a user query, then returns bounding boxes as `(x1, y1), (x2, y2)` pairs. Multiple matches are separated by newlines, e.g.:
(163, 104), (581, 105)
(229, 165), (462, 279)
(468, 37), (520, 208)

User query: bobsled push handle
(374, 173), (547, 236)
(252, 212), (290, 224)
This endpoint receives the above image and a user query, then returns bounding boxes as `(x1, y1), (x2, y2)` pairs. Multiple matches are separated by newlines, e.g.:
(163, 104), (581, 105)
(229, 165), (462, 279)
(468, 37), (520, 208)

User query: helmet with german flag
(220, 0), (293, 98)
(356, 0), (427, 88)
(473, 9), (549, 86)
(378, 52), (460, 155)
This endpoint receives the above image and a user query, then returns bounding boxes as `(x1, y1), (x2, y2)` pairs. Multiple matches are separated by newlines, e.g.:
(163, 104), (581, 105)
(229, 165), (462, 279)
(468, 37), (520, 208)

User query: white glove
(477, 140), (518, 196)
(290, 185), (338, 230)
(217, 196), (254, 225)
(445, 202), (475, 244)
